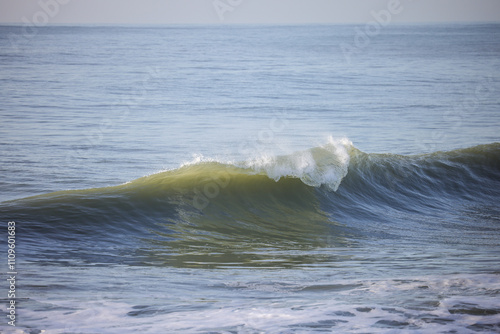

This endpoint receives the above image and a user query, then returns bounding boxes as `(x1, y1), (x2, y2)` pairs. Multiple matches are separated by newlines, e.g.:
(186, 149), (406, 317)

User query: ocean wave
(1, 140), (499, 265)
(2, 140), (499, 218)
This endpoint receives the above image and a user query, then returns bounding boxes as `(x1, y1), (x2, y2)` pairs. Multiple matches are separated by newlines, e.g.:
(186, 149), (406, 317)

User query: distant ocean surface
(1, 24), (500, 333)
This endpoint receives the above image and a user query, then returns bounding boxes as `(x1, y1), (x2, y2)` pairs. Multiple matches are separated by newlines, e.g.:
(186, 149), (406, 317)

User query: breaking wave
(1, 139), (499, 266)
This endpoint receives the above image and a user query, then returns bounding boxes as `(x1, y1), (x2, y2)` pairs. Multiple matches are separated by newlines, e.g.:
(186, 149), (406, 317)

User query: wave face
(1, 140), (500, 267)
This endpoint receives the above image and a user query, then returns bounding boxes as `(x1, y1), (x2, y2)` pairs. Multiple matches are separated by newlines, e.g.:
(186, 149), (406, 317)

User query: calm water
(1, 24), (500, 333)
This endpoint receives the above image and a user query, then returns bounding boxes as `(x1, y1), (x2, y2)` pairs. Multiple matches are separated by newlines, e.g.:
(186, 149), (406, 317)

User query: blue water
(1, 24), (500, 333)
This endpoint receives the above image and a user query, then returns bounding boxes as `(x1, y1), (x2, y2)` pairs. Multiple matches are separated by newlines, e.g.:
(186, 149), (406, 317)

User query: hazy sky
(1, 0), (500, 25)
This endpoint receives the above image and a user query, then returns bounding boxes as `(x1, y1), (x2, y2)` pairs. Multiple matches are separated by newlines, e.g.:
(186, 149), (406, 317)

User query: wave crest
(175, 137), (352, 191)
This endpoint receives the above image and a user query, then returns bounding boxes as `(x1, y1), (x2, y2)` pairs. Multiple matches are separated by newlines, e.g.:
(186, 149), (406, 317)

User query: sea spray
(241, 137), (352, 191)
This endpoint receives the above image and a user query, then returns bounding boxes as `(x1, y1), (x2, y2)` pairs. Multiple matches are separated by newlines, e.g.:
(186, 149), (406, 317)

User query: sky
(1, 0), (500, 25)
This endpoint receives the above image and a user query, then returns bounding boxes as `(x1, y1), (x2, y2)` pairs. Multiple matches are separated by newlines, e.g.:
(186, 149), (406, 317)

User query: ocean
(1, 23), (500, 333)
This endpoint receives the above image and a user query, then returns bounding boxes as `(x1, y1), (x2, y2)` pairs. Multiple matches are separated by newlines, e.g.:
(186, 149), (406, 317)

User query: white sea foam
(13, 272), (499, 334)
(242, 136), (352, 191)
(173, 137), (353, 191)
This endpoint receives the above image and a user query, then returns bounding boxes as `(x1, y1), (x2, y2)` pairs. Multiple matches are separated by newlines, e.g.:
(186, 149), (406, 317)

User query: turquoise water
(1, 24), (500, 333)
